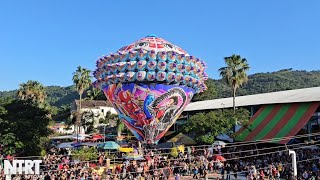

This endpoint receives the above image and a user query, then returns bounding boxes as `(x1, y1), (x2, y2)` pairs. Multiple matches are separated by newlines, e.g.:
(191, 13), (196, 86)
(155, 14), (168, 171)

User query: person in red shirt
(259, 169), (265, 179)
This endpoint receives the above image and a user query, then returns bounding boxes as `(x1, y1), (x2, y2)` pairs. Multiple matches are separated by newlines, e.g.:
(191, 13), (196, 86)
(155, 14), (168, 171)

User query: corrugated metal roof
(74, 100), (113, 108)
(185, 86), (320, 111)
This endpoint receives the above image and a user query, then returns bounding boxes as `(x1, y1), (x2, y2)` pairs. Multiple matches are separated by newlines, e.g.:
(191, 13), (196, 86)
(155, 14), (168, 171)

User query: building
(71, 100), (117, 128)
(184, 87), (320, 144)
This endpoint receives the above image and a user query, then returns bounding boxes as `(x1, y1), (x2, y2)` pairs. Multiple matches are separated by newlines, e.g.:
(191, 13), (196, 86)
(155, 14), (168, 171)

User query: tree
(72, 147), (98, 161)
(85, 87), (103, 100)
(218, 54), (250, 113)
(80, 110), (96, 134)
(17, 80), (47, 105)
(52, 105), (71, 122)
(116, 119), (125, 138)
(99, 111), (125, 138)
(72, 66), (92, 136)
(192, 78), (217, 101)
(182, 108), (250, 144)
(0, 98), (52, 155)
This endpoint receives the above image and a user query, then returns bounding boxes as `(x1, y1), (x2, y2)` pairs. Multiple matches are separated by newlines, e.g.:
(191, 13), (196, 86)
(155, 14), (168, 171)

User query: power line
(3, 132), (320, 160)
(13, 142), (319, 173)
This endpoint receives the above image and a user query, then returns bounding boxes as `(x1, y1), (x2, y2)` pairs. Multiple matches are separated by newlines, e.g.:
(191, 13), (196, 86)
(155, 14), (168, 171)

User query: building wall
(80, 106), (117, 127)
(70, 101), (118, 133)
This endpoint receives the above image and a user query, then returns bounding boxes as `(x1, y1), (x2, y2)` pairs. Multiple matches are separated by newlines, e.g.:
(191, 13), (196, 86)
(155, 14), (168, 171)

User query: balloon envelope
(94, 35), (207, 144)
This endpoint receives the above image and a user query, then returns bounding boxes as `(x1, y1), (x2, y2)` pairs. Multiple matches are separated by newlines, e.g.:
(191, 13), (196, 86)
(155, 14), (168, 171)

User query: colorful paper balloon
(93, 34), (207, 144)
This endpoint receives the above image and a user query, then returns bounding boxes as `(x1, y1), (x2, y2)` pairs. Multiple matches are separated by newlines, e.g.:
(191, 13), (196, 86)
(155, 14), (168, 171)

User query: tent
(212, 141), (227, 146)
(57, 142), (76, 149)
(125, 154), (145, 160)
(97, 141), (120, 150)
(155, 142), (175, 149)
(119, 147), (134, 153)
(82, 142), (100, 147)
(92, 134), (104, 140)
(167, 133), (196, 145)
(236, 102), (319, 144)
(50, 134), (90, 140)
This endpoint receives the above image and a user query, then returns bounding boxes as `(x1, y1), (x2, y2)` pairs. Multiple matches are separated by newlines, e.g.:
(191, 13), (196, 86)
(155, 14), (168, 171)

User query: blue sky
(0, 1), (319, 91)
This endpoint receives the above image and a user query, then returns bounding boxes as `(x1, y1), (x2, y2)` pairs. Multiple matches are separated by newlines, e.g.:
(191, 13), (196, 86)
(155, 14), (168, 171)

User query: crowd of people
(0, 142), (319, 179)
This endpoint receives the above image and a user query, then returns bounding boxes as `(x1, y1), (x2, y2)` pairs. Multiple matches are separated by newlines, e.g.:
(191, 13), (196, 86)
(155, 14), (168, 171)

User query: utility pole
(288, 150), (297, 177)
(104, 124), (106, 143)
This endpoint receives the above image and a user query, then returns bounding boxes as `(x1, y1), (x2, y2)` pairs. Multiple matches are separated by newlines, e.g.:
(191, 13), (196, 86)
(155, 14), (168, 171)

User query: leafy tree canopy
(17, 80), (47, 105)
(72, 147), (98, 161)
(192, 79), (217, 102)
(182, 108), (250, 144)
(0, 98), (52, 155)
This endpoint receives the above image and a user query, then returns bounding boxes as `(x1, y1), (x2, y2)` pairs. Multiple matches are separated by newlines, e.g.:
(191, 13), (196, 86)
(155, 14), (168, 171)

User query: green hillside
(214, 69), (320, 99)
(1, 69), (320, 107)
(0, 85), (78, 107)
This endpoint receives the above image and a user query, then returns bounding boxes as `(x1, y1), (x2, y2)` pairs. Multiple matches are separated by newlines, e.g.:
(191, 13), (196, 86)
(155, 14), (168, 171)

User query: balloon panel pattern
(93, 35), (208, 143)
(104, 83), (193, 143)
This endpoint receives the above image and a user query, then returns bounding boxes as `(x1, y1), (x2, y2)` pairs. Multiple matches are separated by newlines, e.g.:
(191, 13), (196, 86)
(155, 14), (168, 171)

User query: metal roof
(74, 100), (113, 108)
(185, 86), (320, 111)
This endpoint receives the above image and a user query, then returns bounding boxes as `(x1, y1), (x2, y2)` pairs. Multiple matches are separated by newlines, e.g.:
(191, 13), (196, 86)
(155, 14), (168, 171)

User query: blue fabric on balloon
(167, 51), (177, 62)
(117, 62), (127, 72)
(147, 71), (156, 81)
(117, 72), (126, 82)
(94, 49), (208, 93)
(157, 52), (167, 61)
(168, 62), (177, 72)
(156, 71), (166, 81)
(143, 94), (155, 119)
(147, 51), (157, 60)
(137, 50), (147, 60)
(136, 71), (146, 81)
(147, 60), (157, 71)
(126, 72), (135, 82)
(119, 53), (129, 61)
(176, 54), (185, 64)
(177, 64), (186, 74)
(127, 61), (137, 71)
(167, 72), (176, 83)
(137, 60), (147, 71)
(157, 61), (167, 71)
(129, 51), (137, 61)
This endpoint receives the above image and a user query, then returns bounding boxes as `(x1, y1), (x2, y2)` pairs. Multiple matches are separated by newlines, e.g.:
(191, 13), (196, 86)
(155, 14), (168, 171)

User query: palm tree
(86, 87), (103, 100)
(72, 66), (92, 136)
(72, 66), (92, 112)
(219, 54), (250, 113)
(116, 119), (125, 139)
(17, 80), (47, 105)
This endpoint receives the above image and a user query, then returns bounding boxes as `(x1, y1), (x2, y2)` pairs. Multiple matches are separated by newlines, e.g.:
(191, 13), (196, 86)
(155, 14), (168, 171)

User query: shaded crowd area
(0, 141), (319, 180)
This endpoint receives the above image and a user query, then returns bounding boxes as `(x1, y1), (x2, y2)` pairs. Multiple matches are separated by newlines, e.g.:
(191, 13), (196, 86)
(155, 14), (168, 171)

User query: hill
(0, 69), (320, 107)
(214, 69), (320, 99)
(0, 85), (78, 107)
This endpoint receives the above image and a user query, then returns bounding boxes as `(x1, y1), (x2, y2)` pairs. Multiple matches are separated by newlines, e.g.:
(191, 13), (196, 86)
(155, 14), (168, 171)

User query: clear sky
(1, 1), (319, 91)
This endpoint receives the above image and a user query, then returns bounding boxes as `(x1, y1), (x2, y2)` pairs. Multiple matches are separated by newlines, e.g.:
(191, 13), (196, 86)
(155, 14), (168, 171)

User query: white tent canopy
(50, 134), (90, 140)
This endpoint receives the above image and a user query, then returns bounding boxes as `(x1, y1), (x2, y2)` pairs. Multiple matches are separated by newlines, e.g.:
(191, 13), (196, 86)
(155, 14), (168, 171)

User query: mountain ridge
(1, 69), (320, 107)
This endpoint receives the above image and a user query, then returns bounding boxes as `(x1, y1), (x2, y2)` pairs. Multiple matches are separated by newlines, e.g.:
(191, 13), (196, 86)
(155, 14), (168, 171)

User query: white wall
(80, 106), (117, 127)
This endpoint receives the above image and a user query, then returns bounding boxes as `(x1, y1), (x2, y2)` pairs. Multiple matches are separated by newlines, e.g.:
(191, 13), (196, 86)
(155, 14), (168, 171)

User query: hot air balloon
(93, 34), (207, 144)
